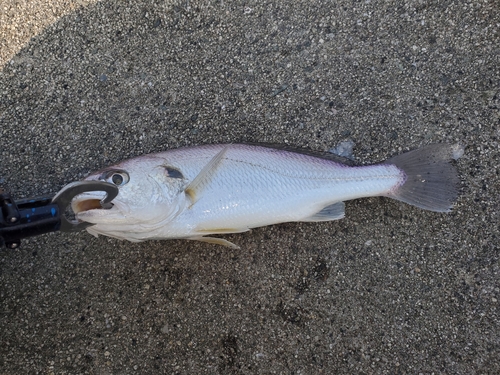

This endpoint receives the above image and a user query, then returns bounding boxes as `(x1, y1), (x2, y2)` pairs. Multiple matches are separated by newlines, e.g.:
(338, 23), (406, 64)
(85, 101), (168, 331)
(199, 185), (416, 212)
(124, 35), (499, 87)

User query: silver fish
(72, 143), (463, 248)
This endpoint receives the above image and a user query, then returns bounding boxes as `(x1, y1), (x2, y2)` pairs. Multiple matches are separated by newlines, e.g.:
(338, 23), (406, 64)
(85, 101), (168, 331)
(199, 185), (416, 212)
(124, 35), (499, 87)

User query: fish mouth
(73, 199), (104, 214)
(71, 191), (111, 214)
(71, 192), (127, 225)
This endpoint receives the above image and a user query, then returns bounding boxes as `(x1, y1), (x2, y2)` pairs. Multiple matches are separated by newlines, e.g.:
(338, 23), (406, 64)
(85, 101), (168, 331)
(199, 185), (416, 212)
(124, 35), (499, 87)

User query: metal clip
(52, 181), (119, 232)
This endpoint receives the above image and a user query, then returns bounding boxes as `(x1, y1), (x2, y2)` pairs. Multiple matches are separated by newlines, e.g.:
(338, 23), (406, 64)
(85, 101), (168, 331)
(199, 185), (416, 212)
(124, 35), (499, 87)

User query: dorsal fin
(243, 142), (358, 166)
(185, 145), (229, 206)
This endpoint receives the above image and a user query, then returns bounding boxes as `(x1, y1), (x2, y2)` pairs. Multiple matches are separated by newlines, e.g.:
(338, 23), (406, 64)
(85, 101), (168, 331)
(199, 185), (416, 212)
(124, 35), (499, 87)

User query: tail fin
(383, 144), (463, 212)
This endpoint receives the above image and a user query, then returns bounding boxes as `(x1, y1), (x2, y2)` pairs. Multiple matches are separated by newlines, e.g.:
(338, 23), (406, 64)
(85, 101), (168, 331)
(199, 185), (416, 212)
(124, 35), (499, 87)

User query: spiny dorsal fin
(185, 145), (229, 206)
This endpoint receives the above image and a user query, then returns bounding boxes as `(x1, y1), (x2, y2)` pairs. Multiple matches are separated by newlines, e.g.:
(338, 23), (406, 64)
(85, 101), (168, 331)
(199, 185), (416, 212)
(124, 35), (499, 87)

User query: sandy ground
(1, 0), (499, 373)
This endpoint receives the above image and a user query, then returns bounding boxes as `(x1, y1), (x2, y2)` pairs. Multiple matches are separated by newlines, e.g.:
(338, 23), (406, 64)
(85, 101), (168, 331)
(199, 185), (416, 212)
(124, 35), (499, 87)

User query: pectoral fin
(302, 202), (345, 222)
(189, 236), (240, 249)
(185, 145), (229, 206)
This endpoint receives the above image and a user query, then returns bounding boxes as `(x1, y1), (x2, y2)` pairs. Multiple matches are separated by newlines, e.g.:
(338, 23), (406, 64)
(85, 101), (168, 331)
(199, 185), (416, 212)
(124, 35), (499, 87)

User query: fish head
(71, 156), (189, 236)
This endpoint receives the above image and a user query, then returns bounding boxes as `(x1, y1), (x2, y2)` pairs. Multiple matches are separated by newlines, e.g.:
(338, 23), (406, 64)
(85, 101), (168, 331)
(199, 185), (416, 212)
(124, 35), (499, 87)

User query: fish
(71, 143), (463, 248)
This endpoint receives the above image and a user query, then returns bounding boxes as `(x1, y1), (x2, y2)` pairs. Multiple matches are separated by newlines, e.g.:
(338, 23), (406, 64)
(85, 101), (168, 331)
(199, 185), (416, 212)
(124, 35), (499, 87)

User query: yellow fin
(185, 145), (229, 207)
(189, 236), (240, 249)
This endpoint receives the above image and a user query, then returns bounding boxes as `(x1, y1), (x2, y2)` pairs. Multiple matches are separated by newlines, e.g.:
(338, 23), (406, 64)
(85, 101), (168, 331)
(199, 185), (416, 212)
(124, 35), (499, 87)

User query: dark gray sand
(1, 1), (499, 373)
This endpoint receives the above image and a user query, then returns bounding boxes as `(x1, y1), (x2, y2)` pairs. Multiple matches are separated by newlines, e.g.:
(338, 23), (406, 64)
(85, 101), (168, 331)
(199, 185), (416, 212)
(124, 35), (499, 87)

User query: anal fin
(189, 236), (240, 249)
(196, 227), (250, 234)
(302, 202), (345, 222)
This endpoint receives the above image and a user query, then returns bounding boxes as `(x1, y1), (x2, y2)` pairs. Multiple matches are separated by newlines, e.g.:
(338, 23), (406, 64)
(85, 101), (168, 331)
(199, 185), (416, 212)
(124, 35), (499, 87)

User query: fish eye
(112, 174), (124, 185)
(101, 170), (130, 186)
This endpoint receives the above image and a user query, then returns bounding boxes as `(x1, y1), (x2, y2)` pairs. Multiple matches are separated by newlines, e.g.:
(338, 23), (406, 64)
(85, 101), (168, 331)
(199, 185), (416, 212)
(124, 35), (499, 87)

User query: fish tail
(383, 143), (464, 212)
